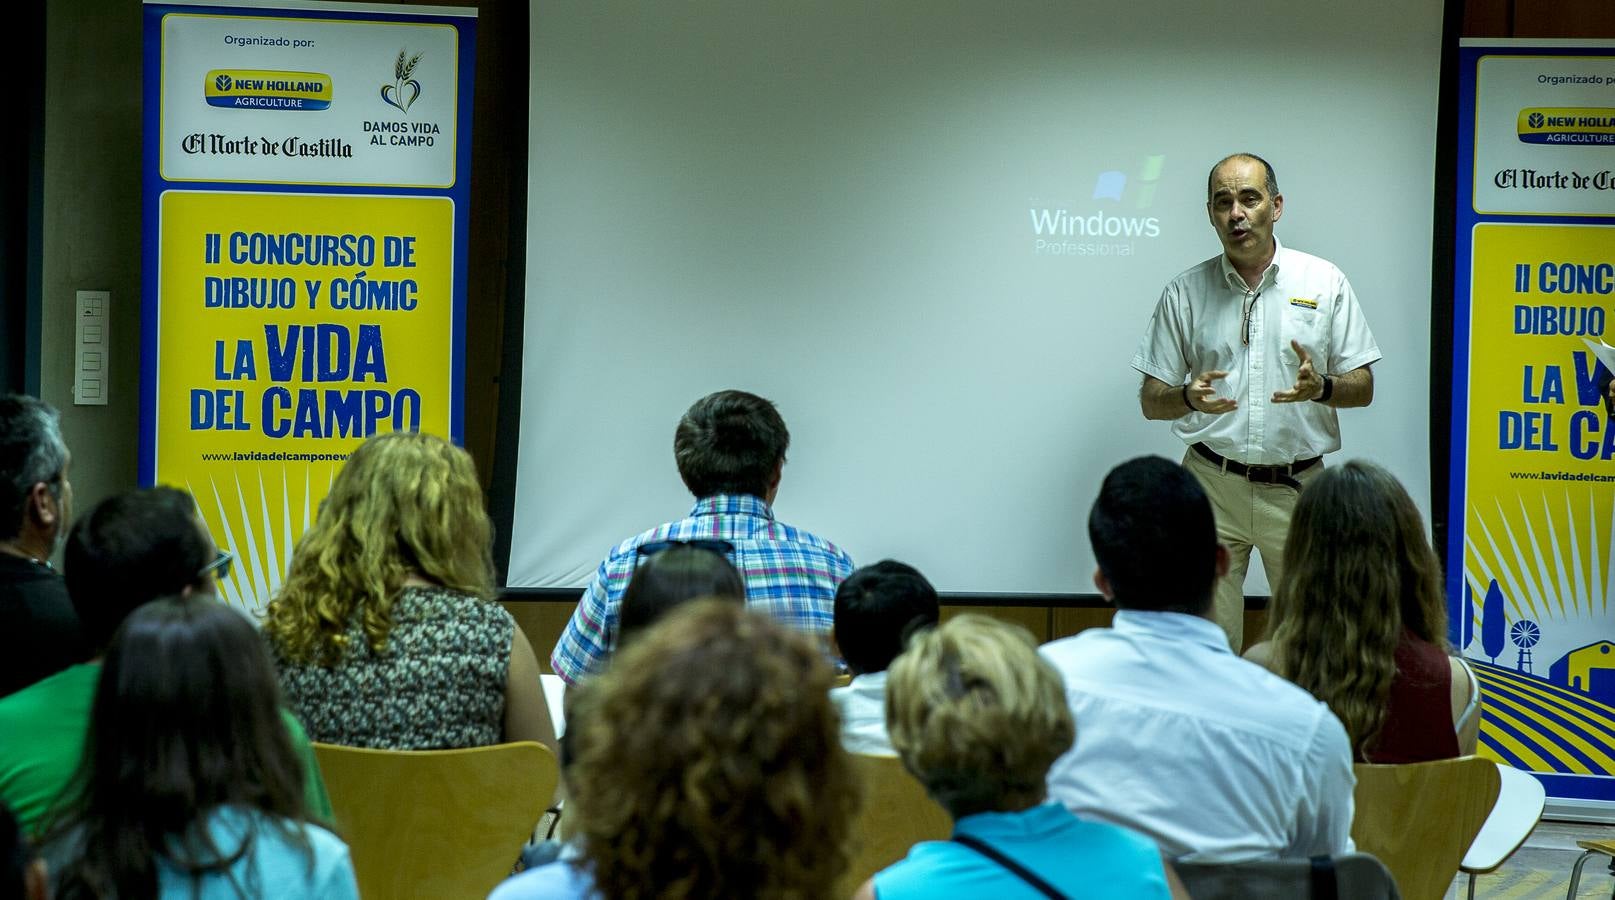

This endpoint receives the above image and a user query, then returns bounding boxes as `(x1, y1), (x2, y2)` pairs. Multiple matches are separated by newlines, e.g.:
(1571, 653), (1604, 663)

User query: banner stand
(141, 0), (475, 612)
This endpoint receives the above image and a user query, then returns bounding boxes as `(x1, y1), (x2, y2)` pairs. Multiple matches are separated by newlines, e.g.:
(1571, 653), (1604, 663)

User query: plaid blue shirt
(548, 494), (854, 683)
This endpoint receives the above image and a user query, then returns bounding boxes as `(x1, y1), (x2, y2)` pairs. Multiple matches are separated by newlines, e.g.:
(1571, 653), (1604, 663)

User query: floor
(1451, 820), (1615, 899)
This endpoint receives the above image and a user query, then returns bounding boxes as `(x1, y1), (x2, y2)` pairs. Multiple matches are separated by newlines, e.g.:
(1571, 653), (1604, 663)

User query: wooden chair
(1350, 756), (1501, 900)
(313, 741), (560, 900)
(1567, 838), (1615, 898)
(833, 753), (953, 898)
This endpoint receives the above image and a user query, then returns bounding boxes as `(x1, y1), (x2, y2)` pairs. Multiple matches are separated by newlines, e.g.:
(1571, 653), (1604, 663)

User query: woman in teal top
(39, 597), (358, 899)
(856, 615), (1188, 900)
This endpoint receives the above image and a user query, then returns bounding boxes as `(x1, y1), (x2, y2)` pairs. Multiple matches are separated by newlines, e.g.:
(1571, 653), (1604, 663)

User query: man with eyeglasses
(550, 389), (855, 684)
(1132, 154), (1380, 651)
(0, 486), (330, 835)
(0, 395), (84, 699)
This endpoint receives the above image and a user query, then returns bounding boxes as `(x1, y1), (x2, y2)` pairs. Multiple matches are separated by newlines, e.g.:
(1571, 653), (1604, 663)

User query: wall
(40, 1), (144, 524)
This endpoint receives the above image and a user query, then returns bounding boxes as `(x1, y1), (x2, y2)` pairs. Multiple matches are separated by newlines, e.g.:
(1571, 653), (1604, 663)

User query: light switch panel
(74, 291), (110, 406)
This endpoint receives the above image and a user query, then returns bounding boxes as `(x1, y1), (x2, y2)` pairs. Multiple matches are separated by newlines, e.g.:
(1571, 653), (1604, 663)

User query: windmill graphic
(1510, 619), (1541, 674)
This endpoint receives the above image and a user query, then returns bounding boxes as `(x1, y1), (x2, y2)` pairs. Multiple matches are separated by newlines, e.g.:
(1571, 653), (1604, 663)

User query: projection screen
(508, 0), (1444, 594)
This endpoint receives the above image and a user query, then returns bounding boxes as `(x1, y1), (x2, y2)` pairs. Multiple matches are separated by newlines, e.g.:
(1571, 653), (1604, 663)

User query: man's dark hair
(674, 390), (790, 500)
(1207, 153), (1279, 201)
(65, 487), (213, 652)
(0, 395), (68, 541)
(834, 560), (940, 676)
(1088, 457), (1218, 614)
(618, 546), (745, 647)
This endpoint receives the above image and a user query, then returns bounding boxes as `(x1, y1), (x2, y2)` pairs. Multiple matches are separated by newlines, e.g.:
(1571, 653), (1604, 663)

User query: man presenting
(1133, 154), (1380, 650)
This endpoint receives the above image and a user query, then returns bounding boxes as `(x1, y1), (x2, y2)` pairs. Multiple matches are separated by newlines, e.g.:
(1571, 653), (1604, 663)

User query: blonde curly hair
(886, 614), (1074, 817)
(565, 601), (858, 899)
(262, 432), (494, 664)
(1266, 460), (1450, 758)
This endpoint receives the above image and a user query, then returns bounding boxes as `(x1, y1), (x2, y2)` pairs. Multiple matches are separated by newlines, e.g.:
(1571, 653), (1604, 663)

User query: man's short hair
(674, 390), (790, 500)
(1088, 456), (1218, 614)
(65, 486), (213, 651)
(1207, 153), (1280, 201)
(834, 560), (940, 676)
(0, 395), (68, 540)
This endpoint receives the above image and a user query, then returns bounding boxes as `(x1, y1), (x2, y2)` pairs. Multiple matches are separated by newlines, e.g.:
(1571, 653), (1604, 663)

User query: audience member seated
(615, 542), (745, 648)
(491, 601), (859, 899)
(0, 487), (331, 835)
(1041, 456), (1355, 861)
(830, 560), (939, 755)
(857, 614), (1183, 900)
(264, 432), (554, 752)
(39, 597), (359, 899)
(1244, 460), (1479, 762)
(550, 390), (855, 683)
(3, 802), (46, 900)
(0, 394), (85, 699)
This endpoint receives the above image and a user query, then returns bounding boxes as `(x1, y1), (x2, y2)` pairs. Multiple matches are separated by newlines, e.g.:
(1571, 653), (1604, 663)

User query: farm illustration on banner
(1461, 494), (1615, 776)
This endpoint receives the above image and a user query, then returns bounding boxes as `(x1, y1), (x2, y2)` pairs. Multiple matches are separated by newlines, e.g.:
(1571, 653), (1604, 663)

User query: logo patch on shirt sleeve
(1289, 297), (1319, 310)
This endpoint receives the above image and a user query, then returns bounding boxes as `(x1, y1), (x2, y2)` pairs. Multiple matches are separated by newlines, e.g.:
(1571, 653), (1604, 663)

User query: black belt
(1192, 443), (1319, 490)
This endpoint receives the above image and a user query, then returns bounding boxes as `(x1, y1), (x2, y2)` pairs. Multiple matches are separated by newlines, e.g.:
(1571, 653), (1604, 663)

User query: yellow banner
(155, 190), (453, 610)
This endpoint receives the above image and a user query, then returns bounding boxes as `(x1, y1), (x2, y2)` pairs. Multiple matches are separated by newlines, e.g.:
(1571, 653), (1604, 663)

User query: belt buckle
(1247, 465), (1282, 485)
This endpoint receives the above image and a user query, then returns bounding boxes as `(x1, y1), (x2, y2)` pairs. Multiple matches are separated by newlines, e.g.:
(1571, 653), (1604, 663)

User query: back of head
(886, 614), (1073, 818)
(616, 545), (745, 648)
(64, 486), (212, 652)
(1269, 460), (1447, 754)
(568, 601), (856, 899)
(673, 390), (789, 500)
(264, 430), (494, 663)
(0, 394), (68, 541)
(1088, 456), (1218, 613)
(50, 596), (307, 899)
(833, 560), (940, 676)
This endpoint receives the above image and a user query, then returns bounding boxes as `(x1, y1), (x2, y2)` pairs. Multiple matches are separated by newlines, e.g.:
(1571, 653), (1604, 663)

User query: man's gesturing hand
(1187, 370), (1237, 414)
(1272, 340), (1325, 403)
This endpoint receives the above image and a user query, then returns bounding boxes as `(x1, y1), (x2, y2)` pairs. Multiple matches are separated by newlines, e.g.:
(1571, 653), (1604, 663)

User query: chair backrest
(833, 753), (954, 898)
(1351, 756), (1501, 900)
(313, 741), (559, 900)
(1176, 853), (1401, 900)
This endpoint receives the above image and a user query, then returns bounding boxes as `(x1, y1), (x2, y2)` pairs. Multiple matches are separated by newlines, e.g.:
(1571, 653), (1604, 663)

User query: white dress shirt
(1132, 238), (1382, 465)
(1040, 610), (1355, 862)
(830, 671), (896, 756)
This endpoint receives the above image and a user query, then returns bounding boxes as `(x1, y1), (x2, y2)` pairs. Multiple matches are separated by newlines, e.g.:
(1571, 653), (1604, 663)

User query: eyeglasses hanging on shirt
(1241, 291), (1262, 346)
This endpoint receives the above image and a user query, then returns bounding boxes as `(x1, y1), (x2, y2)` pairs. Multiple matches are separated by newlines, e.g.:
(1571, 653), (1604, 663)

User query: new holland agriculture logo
(204, 70), (332, 110)
(1516, 108), (1615, 145)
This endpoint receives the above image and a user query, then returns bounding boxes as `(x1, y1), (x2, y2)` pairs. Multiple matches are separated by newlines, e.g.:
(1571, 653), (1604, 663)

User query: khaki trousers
(1182, 448), (1323, 652)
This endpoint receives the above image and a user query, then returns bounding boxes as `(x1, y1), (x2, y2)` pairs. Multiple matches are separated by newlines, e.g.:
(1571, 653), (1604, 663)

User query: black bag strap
(952, 834), (1068, 900)
(1309, 855), (1338, 900)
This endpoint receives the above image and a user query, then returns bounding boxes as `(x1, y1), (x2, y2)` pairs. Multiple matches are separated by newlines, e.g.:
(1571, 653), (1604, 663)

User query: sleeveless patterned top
(272, 585), (512, 749)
